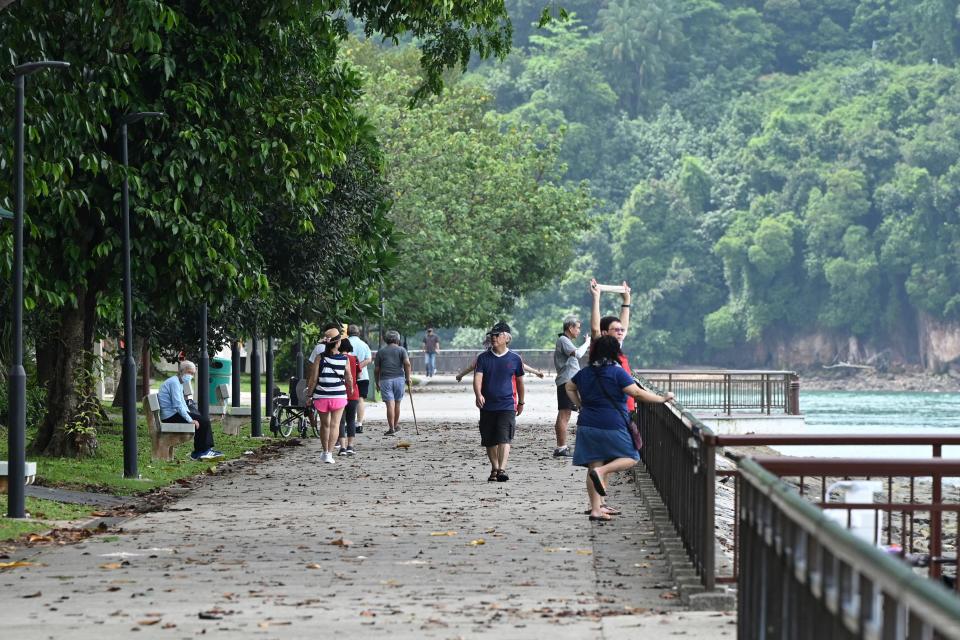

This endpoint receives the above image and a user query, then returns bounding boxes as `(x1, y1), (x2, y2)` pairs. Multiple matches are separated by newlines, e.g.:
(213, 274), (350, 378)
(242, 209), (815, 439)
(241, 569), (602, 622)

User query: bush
(0, 381), (48, 432)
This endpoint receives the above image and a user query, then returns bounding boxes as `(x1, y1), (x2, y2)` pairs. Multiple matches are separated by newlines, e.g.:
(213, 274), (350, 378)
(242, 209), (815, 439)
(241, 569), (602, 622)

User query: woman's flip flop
(588, 469), (606, 496)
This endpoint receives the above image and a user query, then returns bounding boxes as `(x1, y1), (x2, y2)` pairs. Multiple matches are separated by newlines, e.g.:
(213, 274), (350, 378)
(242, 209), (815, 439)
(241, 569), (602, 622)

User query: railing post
(788, 374), (800, 415)
(931, 444), (943, 580)
(724, 373), (731, 415)
(703, 432), (716, 590)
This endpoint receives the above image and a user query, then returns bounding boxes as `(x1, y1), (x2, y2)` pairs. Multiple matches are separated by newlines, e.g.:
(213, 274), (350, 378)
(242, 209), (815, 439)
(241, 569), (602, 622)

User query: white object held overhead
(824, 480), (884, 544)
(594, 283), (627, 293)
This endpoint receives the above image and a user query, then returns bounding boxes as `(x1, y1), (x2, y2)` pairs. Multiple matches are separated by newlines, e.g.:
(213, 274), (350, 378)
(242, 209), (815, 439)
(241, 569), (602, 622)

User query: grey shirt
(375, 344), (409, 380)
(554, 334), (590, 386)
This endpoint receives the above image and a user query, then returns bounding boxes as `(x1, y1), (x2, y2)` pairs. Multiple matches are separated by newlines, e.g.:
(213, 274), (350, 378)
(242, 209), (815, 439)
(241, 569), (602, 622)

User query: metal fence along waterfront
(634, 373), (960, 631)
(636, 369), (801, 415)
(738, 457), (960, 639)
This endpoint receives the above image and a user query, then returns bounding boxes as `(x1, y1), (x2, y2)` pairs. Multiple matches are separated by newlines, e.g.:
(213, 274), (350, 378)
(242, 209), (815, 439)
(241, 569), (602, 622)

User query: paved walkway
(2, 377), (735, 638)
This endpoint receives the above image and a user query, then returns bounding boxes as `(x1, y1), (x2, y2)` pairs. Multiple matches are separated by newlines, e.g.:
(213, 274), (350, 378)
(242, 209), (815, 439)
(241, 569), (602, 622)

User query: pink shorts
(312, 397), (347, 413)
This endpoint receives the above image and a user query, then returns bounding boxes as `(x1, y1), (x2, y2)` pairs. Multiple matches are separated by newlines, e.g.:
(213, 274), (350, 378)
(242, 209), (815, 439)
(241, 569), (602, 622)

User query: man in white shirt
(347, 324), (373, 432)
(553, 316), (590, 457)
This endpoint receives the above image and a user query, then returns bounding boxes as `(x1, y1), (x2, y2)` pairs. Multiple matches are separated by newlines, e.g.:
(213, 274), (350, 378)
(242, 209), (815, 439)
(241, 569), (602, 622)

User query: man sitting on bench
(158, 360), (223, 461)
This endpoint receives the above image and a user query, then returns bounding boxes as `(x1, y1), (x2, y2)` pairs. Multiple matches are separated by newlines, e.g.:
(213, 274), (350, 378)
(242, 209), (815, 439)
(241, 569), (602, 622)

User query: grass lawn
(0, 497), (95, 541)
(0, 407), (275, 541)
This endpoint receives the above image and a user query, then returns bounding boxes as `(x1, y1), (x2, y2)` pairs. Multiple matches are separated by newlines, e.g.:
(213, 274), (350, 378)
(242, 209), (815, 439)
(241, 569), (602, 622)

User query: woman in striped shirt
(306, 323), (354, 464)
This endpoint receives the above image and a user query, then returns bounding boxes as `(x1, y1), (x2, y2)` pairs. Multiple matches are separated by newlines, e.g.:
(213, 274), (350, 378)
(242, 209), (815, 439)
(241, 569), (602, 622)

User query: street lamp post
(231, 340), (241, 408)
(265, 336), (274, 433)
(119, 111), (164, 480)
(7, 60), (70, 519)
(296, 327), (304, 381)
(199, 303), (209, 421)
(251, 332), (261, 437)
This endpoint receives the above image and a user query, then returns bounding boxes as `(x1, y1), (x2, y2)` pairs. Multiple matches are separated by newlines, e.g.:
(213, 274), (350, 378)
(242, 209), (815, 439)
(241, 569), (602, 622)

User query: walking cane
(407, 380), (420, 435)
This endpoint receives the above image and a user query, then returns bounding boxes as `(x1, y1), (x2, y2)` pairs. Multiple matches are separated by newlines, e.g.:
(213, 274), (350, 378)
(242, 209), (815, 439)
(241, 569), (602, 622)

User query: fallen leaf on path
(659, 592), (679, 600)
(359, 610), (376, 617)
(0, 561), (35, 570)
(576, 549), (592, 555)
(22, 591), (41, 598)
(138, 619), (161, 626)
(430, 531), (457, 537)
(258, 621), (292, 629)
(305, 563), (322, 569)
(161, 623), (176, 629)
(468, 539), (485, 546)
(395, 441), (412, 449)
(99, 562), (129, 570)
(26, 534), (53, 543)
(330, 538), (353, 547)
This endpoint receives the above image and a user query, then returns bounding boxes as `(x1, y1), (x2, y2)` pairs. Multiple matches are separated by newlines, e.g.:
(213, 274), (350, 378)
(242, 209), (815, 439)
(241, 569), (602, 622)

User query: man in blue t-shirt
(473, 321), (525, 483)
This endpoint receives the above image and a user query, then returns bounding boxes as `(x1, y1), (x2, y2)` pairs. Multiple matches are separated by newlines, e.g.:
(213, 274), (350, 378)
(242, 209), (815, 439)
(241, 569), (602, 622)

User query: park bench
(0, 461), (37, 493)
(143, 392), (195, 461)
(218, 384), (253, 436)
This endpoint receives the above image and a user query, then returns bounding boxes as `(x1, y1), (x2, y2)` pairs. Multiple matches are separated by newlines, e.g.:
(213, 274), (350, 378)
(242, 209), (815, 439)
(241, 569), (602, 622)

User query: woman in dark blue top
(565, 336), (673, 521)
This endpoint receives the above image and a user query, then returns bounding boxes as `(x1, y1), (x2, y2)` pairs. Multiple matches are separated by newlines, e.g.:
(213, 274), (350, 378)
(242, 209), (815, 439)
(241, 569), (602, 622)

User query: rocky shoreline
(800, 366), (960, 393)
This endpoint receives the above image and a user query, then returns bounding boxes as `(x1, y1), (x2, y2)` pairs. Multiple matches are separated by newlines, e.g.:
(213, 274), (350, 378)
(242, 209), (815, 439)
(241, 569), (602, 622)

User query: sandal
(496, 470), (509, 482)
(588, 469), (606, 496)
(488, 470), (499, 482)
(588, 514), (612, 522)
(582, 505), (621, 516)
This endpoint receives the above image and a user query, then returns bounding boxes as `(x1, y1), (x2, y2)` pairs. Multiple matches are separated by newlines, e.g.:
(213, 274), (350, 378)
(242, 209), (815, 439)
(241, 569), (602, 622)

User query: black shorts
(357, 380), (370, 398)
(557, 384), (577, 411)
(478, 410), (516, 447)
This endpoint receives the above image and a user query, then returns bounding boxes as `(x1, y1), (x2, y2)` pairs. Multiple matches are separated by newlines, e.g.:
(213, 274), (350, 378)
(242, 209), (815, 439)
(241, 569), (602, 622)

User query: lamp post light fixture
(119, 110), (164, 480)
(7, 60), (70, 519)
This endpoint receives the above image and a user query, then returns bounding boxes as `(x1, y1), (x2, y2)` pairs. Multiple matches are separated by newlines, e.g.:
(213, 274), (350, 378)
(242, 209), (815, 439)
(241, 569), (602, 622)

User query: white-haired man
(553, 315), (590, 457)
(157, 360), (222, 461)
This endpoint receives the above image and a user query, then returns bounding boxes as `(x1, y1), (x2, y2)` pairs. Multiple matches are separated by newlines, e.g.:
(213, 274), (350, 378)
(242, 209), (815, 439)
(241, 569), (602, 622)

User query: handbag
(594, 366), (643, 451)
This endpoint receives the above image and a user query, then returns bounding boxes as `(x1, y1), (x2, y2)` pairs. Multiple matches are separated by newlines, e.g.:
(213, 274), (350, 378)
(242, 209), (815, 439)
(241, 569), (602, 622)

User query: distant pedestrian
(473, 321), (525, 482)
(589, 278), (634, 412)
(422, 327), (440, 377)
(553, 316), (590, 458)
(347, 324), (372, 433)
(375, 330), (412, 435)
(337, 337), (360, 456)
(306, 323), (354, 464)
(564, 336), (673, 521)
(157, 360), (223, 461)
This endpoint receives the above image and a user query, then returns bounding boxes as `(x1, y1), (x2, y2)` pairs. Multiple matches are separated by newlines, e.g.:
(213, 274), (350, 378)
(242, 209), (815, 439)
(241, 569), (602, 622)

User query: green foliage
(349, 42), (592, 334)
(485, 1), (960, 365)
(0, 0), (523, 454)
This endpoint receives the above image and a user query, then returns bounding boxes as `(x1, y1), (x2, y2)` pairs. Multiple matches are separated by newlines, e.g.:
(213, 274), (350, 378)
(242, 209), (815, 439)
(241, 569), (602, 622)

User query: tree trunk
(29, 290), (99, 457)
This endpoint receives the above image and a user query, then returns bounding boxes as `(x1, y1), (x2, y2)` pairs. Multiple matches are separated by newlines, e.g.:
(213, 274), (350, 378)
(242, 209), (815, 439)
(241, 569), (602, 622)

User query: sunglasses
(488, 331), (503, 338)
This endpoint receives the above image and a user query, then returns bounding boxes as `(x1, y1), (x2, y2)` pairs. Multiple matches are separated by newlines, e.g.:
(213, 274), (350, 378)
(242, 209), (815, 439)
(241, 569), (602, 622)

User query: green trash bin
(210, 357), (232, 405)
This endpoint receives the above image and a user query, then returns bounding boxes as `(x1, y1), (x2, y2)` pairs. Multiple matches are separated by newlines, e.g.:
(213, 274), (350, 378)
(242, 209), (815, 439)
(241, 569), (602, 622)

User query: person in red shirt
(589, 278), (633, 405)
(336, 338), (362, 456)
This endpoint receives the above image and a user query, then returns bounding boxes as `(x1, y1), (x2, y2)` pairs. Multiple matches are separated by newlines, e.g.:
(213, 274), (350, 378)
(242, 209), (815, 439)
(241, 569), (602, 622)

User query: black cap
(489, 321), (511, 335)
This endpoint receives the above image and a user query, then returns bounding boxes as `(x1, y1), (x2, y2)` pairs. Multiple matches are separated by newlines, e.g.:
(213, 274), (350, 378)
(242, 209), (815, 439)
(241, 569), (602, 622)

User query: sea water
(773, 390), (960, 459)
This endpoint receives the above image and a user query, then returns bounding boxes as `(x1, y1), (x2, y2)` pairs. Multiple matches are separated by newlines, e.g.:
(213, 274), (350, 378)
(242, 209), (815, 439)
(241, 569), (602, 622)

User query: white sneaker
(323, 452), (335, 464)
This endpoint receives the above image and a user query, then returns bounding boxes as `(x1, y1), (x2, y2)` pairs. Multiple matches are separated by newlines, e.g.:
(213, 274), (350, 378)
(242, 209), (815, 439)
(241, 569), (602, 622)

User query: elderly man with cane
(375, 330), (412, 435)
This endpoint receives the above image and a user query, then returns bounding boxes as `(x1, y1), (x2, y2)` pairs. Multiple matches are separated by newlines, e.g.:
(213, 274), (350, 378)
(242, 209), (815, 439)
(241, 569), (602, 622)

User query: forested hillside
(474, 0), (960, 371)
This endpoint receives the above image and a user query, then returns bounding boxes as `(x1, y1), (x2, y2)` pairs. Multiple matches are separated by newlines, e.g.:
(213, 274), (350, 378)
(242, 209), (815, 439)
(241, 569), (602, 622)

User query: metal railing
(635, 369), (801, 415)
(716, 436), (960, 588)
(634, 373), (960, 594)
(635, 376), (717, 589)
(738, 457), (960, 639)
